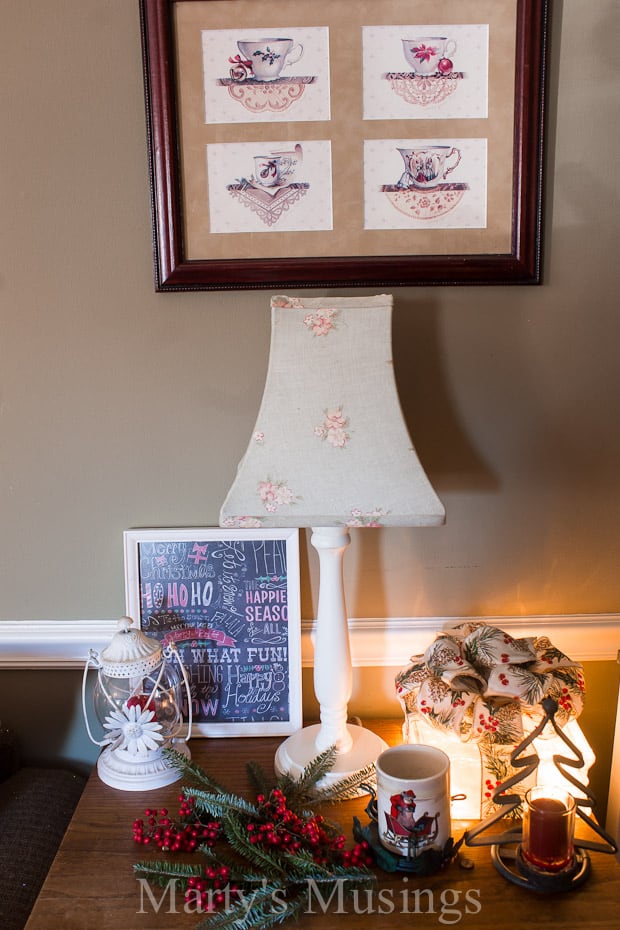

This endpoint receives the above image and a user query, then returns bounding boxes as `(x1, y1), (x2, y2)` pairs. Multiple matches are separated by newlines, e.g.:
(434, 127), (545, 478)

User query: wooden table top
(25, 721), (620, 930)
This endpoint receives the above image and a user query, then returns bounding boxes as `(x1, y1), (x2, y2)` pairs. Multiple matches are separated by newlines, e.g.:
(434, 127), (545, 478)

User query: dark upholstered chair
(0, 728), (86, 930)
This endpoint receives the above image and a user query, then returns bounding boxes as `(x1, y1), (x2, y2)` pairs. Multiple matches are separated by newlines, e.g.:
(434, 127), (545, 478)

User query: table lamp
(220, 294), (445, 787)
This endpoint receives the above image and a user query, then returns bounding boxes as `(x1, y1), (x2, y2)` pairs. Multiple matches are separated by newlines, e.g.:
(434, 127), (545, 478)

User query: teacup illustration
(402, 37), (457, 76)
(237, 38), (303, 81)
(397, 145), (462, 189)
(253, 147), (301, 188)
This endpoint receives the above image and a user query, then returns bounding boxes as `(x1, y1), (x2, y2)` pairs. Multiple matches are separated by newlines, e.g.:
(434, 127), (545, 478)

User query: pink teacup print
(402, 37), (457, 76)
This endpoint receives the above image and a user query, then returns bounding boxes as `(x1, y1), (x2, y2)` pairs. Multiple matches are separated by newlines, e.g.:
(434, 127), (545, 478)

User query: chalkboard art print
(124, 528), (302, 737)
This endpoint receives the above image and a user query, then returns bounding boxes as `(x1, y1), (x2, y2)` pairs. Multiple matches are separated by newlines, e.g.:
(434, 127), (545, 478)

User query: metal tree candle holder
(462, 697), (618, 891)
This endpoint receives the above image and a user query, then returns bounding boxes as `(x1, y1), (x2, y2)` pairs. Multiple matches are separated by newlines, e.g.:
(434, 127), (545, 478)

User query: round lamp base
(274, 723), (387, 795)
(97, 740), (191, 791)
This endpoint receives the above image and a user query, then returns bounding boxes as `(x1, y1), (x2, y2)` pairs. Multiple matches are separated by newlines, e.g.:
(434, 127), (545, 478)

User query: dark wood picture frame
(140, 0), (549, 290)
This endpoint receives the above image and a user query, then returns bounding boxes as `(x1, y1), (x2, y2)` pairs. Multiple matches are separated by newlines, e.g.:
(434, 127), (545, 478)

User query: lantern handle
(81, 649), (115, 748)
(164, 642), (193, 742)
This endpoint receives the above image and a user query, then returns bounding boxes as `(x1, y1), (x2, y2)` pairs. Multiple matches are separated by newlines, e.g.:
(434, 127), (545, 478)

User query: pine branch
(220, 815), (341, 884)
(196, 885), (307, 930)
(163, 747), (225, 792)
(310, 763), (377, 803)
(135, 744), (378, 930)
(199, 843), (262, 880)
(190, 788), (261, 821)
(275, 745), (337, 805)
(222, 814), (288, 878)
(134, 858), (203, 884)
(279, 847), (333, 881)
(246, 760), (272, 797)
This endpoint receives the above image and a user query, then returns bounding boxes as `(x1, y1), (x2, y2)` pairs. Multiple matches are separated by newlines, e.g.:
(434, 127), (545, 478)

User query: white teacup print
(237, 38), (303, 81)
(269, 144), (303, 173)
(397, 145), (462, 190)
(253, 155), (293, 189)
(402, 37), (457, 76)
(253, 144), (302, 189)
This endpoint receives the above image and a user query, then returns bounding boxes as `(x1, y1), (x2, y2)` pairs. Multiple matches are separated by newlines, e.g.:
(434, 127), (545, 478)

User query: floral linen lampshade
(220, 294), (445, 785)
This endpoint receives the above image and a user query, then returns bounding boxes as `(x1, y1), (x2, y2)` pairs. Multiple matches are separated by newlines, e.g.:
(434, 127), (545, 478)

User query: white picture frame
(124, 527), (302, 737)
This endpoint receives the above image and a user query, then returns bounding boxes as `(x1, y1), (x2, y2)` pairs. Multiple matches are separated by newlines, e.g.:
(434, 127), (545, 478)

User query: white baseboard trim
(0, 614), (618, 668)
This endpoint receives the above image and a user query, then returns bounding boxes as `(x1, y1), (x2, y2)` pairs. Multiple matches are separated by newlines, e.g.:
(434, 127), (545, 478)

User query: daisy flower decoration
(103, 702), (164, 756)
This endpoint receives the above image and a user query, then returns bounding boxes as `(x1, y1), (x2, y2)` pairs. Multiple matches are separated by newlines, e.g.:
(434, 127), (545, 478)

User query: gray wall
(1, 2), (619, 805)
(2, 2), (619, 624)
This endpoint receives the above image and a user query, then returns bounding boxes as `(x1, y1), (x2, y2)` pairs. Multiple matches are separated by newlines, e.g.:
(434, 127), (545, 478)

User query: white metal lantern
(82, 616), (193, 790)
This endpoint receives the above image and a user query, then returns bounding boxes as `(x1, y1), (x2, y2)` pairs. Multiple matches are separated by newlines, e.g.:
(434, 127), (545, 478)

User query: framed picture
(140, 0), (548, 290)
(124, 528), (302, 737)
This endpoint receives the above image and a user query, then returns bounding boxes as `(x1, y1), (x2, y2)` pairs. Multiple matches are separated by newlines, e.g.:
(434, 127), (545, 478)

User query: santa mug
(374, 744), (451, 858)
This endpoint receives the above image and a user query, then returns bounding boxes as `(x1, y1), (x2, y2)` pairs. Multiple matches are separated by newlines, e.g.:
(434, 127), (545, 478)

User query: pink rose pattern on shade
(220, 516), (263, 528)
(270, 297), (338, 335)
(314, 407), (350, 448)
(228, 302), (385, 523)
(303, 308), (337, 336)
(347, 509), (387, 527)
(257, 479), (299, 513)
(271, 296), (304, 309)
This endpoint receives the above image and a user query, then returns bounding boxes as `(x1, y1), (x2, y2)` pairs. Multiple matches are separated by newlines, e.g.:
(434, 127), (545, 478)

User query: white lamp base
(274, 723), (387, 793)
(97, 740), (191, 791)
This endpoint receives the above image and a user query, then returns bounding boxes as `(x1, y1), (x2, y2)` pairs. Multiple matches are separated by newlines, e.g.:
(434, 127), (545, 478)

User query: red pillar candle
(522, 786), (576, 872)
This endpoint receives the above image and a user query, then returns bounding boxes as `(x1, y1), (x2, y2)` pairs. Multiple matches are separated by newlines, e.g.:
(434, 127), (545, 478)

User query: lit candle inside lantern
(522, 786), (576, 872)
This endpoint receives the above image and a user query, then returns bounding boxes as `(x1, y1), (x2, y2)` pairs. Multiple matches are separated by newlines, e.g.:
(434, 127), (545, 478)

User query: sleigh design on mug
(383, 789), (441, 858)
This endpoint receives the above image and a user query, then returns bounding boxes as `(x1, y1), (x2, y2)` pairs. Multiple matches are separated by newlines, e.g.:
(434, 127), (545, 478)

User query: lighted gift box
(396, 622), (594, 820)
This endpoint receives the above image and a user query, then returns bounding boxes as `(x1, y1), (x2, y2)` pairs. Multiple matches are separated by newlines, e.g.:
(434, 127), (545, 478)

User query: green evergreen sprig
(187, 788), (261, 822)
(134, 857), (204, 886)
(165, 746), (226, 792)
(310, 762), (377, 803)
(133, 745), (376, 929)
(196, 882), (307, 930)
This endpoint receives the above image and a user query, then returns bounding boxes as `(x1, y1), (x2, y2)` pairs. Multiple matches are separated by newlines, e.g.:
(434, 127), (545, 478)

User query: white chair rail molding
(0, 613), (617, 669)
